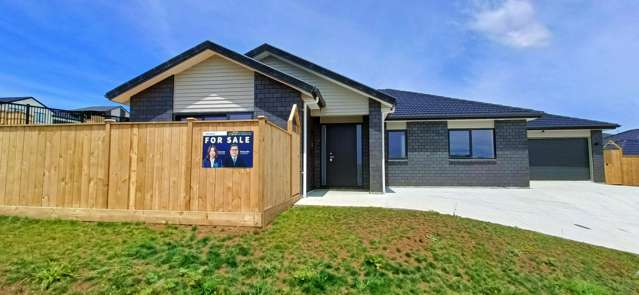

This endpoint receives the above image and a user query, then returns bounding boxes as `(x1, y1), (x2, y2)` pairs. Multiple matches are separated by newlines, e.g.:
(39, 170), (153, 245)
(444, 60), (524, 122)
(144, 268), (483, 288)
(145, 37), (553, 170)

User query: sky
(0, 0), (637, 131)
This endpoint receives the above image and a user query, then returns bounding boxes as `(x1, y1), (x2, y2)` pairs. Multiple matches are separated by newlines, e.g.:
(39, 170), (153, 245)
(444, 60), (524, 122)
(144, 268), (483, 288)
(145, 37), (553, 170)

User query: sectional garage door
(528, 138), (590, 180)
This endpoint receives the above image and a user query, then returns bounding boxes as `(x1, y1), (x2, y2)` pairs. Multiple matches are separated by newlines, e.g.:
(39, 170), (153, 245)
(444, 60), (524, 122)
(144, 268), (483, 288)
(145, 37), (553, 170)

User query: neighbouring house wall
(259, 55), (370, 116)
(369, 100), (384, 192)
(254, 73), (302, 129)
(386, 120), (530, 187)
(591, 130), (605, 183)
(130, 76), (174, 121)
(173, 55), (255, 114)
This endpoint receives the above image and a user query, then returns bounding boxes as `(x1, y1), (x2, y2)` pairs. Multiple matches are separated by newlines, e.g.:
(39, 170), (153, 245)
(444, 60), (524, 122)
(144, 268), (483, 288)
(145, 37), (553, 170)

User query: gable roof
(246, 43), (396, 106)
(0, 96), (48, 107)
(105, 41), (324, 106)
(527, 113), (619, 130)
(379, 89), (542, 120)
(606, 129), (639, 142)
(72, 105), (129, 113)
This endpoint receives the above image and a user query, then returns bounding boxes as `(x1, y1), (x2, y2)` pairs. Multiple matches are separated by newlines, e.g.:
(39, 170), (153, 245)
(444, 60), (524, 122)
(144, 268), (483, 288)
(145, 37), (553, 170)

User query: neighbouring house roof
(105, 41), (324, 106)
(605, 129), (639, 156)
(618, 140), (639, 155)
(606, 139), (639, 156)
(527, 113), (619, 130)
(379, 89), (542, 120)
(246, 43), (396, 107)
(0, 96), (48, 107)
(72, 105), (128, 113)
(606, 129), (639, 142)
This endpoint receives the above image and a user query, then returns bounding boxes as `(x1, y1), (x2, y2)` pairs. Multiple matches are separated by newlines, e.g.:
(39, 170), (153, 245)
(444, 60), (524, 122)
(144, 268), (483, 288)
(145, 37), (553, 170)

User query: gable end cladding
(128, 71), (303, 130)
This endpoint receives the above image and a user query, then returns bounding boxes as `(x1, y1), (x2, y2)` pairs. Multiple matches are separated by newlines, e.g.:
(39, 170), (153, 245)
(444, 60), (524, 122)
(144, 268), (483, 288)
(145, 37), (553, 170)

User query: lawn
(0, 206), (638, 294)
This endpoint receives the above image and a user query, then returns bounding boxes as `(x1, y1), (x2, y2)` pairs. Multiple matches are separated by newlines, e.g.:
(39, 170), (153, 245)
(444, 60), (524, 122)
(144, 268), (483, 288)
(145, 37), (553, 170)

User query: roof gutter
(527, 124), (620, 130)
(386, 112), (544, 121)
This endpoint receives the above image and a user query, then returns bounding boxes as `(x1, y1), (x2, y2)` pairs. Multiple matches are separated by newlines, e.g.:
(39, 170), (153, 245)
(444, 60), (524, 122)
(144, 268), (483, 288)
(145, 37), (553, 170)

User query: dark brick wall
(130, 76), (174, 121)
(362, 116), (370, 189)
(590, 130), (605, 183)
(310, 116), (321, 190)
(369, 100), (384, 193)
(254, 73), (302, 129)
(386, 120), (530, 187)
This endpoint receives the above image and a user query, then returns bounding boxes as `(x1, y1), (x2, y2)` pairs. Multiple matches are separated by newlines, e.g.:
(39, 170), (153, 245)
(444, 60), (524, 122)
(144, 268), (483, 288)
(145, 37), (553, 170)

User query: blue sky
(1, 0), (637, 131)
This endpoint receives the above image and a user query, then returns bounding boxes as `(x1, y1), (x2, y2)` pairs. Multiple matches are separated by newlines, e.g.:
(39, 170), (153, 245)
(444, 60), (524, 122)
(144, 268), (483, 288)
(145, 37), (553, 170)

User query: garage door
(529, 138), (590, 180)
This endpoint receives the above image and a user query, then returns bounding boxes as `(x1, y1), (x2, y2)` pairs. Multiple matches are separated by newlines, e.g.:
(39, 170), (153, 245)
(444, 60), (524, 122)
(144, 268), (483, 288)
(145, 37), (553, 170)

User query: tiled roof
(619, 140), (639, 155)
(528, 113), (619, 130)
(380, 89), (542, 120)
(607, 129), (639, 142)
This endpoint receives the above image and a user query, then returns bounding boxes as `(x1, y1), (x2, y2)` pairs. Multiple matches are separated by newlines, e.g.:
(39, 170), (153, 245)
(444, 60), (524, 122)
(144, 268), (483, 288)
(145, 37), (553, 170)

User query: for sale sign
(202, 131), (253, 168)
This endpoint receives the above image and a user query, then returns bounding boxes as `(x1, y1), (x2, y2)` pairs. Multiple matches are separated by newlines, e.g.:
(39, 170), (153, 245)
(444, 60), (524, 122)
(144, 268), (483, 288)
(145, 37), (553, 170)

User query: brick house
(105, 41), (619, 195)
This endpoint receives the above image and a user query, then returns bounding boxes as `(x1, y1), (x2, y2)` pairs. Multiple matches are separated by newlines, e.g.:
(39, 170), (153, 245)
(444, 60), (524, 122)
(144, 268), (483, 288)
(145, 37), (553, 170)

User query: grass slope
(0, 206), (638, 294)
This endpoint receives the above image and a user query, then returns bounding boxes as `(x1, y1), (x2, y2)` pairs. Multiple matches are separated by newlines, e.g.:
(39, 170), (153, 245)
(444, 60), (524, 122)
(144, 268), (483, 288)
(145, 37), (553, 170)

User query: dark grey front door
(324, 124), (359, 187)
(529, 138), (590, 180)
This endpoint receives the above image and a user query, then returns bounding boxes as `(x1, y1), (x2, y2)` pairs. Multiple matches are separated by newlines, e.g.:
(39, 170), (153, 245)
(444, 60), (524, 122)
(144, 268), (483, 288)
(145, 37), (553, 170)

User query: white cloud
(470, 0), (551, 48)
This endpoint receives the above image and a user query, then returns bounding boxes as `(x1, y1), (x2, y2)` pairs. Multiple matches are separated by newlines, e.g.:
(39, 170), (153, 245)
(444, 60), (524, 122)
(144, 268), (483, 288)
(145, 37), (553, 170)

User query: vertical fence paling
(604, 148), (639, 186)
(0, 118), (301, 226)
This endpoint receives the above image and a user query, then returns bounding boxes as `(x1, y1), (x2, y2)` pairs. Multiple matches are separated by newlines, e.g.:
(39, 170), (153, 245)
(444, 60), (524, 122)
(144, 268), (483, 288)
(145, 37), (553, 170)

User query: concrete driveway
(296, 181), (639, 254)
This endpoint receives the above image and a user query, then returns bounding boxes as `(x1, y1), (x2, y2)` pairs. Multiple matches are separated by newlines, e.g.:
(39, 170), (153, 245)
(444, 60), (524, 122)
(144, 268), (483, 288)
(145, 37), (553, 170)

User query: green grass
(0, 206), (638, 294)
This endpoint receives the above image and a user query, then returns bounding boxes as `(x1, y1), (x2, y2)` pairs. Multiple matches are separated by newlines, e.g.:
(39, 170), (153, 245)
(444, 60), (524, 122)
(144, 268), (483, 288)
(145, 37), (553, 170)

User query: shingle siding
(130, 76), (174, 121)
(386, 120), (530, 187)
(590, 130), (605, 183)
(254, 73), (302, 130)
(369, 100), (384, 192)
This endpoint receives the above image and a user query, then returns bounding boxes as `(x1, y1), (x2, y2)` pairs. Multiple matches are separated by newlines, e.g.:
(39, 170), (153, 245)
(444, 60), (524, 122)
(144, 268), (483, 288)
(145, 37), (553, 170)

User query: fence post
(184, 118), (196, 211)
(257, 116), (266, 226)
(128, 124), (138, 210)
(103, 119), (115, 209)
(25, 104), (31, 125)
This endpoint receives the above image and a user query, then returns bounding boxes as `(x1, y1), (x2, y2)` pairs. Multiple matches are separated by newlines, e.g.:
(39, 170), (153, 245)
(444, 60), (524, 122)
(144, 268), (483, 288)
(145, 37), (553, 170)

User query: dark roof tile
(528, 113), (619, 130)
(607, 129), (639, 142)
(619, 139), (639, 155)
(380, 89), (542, 120)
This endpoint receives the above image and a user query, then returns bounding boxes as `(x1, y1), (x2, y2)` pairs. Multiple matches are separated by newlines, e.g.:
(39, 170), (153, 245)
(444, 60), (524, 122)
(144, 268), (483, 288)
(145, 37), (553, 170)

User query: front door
(323, 124), (359, 187)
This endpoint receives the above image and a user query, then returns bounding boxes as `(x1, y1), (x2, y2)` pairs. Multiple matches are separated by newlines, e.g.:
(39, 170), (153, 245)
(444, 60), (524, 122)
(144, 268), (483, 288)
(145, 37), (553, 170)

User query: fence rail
(0, 114), (300, 227)
(604, 144), (639, 186)
(0, 102), (128, 126)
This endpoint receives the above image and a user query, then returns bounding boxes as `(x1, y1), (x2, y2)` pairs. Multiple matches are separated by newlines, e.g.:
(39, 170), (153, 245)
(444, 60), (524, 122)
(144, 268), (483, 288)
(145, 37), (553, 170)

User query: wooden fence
(0, 112), (301, 227)
(604, 144), (639, 186)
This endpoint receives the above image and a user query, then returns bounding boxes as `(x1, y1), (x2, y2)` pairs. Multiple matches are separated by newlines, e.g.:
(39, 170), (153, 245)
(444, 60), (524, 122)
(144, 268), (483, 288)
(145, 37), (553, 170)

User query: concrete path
(296, 181), (639, 254)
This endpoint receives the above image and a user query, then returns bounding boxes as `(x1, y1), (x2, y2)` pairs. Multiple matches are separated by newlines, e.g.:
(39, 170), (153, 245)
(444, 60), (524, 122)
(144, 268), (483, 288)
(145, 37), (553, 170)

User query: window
(448, 129), (495, 159)
(387, 130), (407, 160)
(176, 112), (253, 121)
